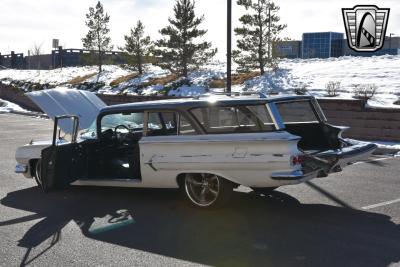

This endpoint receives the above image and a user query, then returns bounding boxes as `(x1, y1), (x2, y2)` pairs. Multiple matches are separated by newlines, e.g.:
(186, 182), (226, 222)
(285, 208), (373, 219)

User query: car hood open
(27, 88), (106, 134)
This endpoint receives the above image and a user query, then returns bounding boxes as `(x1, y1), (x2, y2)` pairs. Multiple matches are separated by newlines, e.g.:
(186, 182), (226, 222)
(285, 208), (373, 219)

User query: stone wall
(317, 99), (400, 141)
(1, 84), (399, 141)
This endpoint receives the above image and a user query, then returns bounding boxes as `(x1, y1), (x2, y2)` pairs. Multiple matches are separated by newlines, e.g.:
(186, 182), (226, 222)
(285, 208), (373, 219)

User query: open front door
(40, 115), (86, 192)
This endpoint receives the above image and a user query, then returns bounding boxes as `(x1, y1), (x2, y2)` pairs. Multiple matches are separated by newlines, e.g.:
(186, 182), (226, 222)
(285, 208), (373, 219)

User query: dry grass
(66, 72), (97, 85)
(110, 73), (140, 87)
(209, 71), (260, 88)
(141, 73), (179, 87)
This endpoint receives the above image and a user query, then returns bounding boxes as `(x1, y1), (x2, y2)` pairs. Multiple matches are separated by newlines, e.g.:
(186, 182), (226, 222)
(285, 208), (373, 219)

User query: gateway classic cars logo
(342, 5), (390, 52)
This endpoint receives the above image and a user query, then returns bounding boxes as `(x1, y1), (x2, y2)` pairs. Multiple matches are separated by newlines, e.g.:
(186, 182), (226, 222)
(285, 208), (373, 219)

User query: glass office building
(302, 32), (343, 59)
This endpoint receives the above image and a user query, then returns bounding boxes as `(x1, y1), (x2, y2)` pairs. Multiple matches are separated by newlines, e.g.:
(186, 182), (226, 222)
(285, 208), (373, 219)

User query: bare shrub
(353, 84), (378, 100)
(293, 82), (309, 95)
(325, 81), (341, 97)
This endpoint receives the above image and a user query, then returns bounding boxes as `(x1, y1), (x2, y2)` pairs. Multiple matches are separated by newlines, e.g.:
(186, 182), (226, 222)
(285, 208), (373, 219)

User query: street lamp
(227, 0), (232, 94)
(389, 33), (395, 49)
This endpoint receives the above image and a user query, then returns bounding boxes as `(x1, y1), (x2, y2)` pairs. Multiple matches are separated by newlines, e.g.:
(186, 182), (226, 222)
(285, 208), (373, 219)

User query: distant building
(274, 32), (400, 59)
(302, 32), (343, 59)
(343, 36), (400, 56)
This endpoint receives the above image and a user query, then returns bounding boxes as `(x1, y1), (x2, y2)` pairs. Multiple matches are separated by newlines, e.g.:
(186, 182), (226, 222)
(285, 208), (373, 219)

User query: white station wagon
(15, 89), (376, 208)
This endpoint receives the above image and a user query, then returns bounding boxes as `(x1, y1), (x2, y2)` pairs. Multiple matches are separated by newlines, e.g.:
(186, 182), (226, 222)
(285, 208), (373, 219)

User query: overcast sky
(0, 0), (399, 59)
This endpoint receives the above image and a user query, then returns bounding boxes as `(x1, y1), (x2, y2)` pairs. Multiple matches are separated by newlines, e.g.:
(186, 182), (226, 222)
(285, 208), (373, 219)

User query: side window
(179, 115), (197, 135)
(190, 105), (275, 134)
(147, 112), (178, 136)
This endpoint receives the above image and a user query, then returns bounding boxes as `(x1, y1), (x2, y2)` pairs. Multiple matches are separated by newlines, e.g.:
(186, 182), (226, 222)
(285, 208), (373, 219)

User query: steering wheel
(114, 124), (139, 144)
(114, 124), (130, 134)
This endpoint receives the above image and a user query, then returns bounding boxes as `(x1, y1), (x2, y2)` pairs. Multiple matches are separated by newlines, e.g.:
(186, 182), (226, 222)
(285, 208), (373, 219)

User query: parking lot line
(362, 198), (400, 210)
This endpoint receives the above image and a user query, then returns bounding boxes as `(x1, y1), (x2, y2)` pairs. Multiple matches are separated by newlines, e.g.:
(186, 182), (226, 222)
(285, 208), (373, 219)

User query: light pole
(227, 0), (232, 94)
(389, 33), (395, 49)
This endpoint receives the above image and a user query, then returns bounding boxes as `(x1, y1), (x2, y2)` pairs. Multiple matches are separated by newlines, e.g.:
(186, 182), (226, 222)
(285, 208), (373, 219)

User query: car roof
(99, 95), (314, 114)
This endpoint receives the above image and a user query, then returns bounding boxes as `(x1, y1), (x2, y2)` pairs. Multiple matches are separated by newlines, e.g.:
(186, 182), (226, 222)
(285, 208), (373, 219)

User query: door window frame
(143, 110), (200, 137)
(52, 115), (80, 146)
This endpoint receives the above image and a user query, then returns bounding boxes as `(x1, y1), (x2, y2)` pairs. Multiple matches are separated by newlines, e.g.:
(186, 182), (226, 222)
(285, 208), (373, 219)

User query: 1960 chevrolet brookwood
(15, 89), (376, 208)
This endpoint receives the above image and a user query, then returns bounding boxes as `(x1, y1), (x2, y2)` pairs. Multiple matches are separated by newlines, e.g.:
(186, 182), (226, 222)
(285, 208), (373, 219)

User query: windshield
(80, 120), (97, 140)
(190, 104), (275, 134)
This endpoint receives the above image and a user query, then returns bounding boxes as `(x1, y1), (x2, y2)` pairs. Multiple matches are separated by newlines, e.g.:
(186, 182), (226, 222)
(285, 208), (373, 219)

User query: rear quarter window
(190, 105), (275, 134)
(275, 101), (319, 123)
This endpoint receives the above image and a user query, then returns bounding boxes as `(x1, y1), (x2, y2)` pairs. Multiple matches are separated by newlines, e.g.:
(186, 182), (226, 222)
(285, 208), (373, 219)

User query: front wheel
(182, 173), (233, 208)
(34, 159), (47, 192)
(34, 159), (42, 188)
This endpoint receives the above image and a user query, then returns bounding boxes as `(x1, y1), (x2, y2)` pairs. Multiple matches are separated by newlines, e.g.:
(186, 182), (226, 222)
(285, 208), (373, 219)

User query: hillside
(1, 55), (399, 108)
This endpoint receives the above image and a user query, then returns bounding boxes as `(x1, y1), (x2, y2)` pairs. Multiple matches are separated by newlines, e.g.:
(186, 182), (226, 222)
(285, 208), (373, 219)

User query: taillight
(291, 155), (305, 166)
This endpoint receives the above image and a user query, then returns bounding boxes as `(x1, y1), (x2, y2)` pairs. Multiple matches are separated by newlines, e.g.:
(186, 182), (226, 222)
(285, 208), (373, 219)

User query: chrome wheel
(184, 173), (220, 207)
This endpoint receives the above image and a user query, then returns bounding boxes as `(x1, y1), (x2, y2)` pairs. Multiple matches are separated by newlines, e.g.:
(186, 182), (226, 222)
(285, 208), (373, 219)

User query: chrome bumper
(271, 168), (322, 181)
(15, 164), (28, 174)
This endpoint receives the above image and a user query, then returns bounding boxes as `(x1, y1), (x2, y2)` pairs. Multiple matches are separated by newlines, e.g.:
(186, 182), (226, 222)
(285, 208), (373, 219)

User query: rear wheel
(183, 173), (233, 208)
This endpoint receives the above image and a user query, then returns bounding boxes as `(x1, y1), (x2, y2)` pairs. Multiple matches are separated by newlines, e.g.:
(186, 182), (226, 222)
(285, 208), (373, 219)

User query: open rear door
(40, 116), (86, 192)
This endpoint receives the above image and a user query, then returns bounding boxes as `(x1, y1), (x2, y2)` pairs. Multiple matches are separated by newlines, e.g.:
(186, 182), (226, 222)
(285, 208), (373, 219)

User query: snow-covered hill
(1, 55), (399, 108)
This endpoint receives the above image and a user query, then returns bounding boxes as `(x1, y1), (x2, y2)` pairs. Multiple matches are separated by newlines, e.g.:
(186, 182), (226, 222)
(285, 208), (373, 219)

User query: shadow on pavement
(1, 186), (400, 267)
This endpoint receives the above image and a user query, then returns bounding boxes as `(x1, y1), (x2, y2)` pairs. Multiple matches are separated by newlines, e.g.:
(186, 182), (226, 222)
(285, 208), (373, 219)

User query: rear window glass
(275, 101), (319, 123)
(191, 105), (275, 134)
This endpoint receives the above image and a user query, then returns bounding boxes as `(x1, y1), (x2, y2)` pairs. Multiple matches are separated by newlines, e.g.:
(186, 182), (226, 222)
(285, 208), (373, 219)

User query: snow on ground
(0, 66), (97, 85)
(99, 65), (169, 95)
(277, 55), (400, 95)
(0, 98), (29, 113)
(84, 66), (131, 86)
(1, 55), (400, 107)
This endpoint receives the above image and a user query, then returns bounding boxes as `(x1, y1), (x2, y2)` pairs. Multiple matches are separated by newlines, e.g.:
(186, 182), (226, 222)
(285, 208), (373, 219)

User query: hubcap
(185, 173), (220, 207)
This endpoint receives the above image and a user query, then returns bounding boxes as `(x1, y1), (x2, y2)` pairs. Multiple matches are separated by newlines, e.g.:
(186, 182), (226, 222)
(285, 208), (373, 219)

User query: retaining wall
(1, 84), (399, 141)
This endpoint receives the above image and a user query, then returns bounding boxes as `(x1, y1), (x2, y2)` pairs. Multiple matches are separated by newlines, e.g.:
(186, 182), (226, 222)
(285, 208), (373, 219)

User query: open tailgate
(304, 141), (377, 176)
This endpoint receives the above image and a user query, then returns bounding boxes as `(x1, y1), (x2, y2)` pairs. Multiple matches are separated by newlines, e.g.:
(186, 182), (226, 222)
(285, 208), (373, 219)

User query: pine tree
(123, 21), (153, 75)
(155, 0), (217, 77)
(233, 0), (286, 74)
(82, 1), (112, 73)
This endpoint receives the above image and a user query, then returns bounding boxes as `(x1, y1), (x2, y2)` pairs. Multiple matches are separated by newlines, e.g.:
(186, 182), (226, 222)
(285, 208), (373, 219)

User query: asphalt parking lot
(0, 113), (400, 267)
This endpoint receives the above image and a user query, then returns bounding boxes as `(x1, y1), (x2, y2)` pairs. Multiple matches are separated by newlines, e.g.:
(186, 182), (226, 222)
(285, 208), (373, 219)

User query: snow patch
(0, 98), (29, 113)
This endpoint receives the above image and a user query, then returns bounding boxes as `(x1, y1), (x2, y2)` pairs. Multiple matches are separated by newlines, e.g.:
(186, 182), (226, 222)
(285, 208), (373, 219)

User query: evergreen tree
(155, 0), (217, 77)
(82, 1), (112, 72)
(233, 0), (286, 74)
(123, 21), (153, 75)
